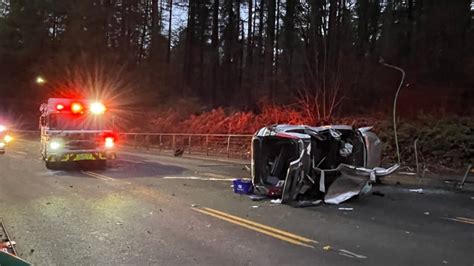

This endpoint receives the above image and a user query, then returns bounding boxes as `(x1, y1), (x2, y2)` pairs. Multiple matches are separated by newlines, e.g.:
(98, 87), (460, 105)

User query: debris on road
(191, 204), (198, 208)
(293, 200), (321, 208)
(251, 125), (398, 206)
(323, 245), (332, 251)
(0, 218), (30, 265)
(250, 205), (260, 209)
(270, 199), (282, 204)
(338, 207), (354, 211)
(249, 195), (267, 201)
(248, 194), (267, 201)
(399, 171), (416, 176)
(232, 179), (253, 194)
(409, 188), (424, 193)
(424, 212), (430, 215)
(174, 148), (184, 157)
(372, 191), (385, 197)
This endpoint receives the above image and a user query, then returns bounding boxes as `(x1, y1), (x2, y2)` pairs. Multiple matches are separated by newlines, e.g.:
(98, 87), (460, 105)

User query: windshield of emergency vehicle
(47, 113), (108, 130)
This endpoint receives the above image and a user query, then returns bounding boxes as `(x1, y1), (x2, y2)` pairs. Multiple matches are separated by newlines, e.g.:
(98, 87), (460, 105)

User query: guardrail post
(172, 135), (176, 152)
(159, 135), (162, 152)
(188, 135), (192, 154)
(145, 135), (150, 150)
(226, 135), (231, 158)
(206, 135), (209, 156)
(134, 134), (138, 149)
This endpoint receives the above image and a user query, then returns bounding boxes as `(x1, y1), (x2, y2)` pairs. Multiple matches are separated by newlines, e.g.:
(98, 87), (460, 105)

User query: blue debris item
(233, 179), (253, 194)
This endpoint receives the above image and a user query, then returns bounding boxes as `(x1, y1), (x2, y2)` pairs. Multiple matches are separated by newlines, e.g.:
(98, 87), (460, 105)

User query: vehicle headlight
(50, 141), (62, 150)
(0, 142), (5, 148)
(4, 134), (13, 143)
(105, 137), (114, 149)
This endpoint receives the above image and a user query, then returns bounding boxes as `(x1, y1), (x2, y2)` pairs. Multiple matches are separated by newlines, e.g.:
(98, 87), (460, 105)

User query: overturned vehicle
(251, 125), (398, 205)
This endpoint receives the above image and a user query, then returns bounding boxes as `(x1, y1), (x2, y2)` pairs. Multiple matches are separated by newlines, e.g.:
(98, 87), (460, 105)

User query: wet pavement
(0, 139), (473, 265)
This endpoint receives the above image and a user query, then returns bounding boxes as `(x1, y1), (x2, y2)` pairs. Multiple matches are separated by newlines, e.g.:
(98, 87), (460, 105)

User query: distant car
(251, 124), (398, 205)
(0, 125), (12, 154)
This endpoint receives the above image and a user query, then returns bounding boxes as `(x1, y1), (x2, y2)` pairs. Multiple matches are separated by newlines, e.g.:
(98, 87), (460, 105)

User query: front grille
(66, 140), (97, 150)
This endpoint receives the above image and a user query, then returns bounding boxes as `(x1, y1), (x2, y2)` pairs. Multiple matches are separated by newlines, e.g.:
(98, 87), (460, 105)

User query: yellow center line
(444, 217), (474, 225)
(193, 208), (315, 248)
(455, 217), (474, 223)
(202, 207), (318, 244)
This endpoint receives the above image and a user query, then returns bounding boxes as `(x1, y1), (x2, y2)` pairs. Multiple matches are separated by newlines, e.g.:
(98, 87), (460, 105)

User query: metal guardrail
(11, 130), (254, 159)
(118, 133), (253, 159)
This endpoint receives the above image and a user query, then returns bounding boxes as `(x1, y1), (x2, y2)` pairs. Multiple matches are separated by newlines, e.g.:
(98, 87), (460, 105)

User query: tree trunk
(246, 0), (254, 107)
(167, 0), (173, 64)
(211, 0), (220, 107)
(138, 0), (150, 62)
(183, 1), (196, 93)
(283, 0), (295, 91)
(150, 0), (160, 61)
(264, 0), (276, 102)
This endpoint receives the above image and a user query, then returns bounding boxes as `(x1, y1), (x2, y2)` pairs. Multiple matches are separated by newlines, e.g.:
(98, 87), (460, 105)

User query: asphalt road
(1, 139), (473, 265)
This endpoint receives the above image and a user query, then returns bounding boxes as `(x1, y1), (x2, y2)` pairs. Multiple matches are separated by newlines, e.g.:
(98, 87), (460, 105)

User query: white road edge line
(163, 176), (237, 182)
(338, 252), (355, 258)
(338, 249), (367, 259)
(118, 159), (143, 164)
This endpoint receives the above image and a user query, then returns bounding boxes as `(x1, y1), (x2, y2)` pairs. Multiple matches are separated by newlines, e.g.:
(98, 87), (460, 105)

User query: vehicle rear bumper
(46, 151), (116, 162)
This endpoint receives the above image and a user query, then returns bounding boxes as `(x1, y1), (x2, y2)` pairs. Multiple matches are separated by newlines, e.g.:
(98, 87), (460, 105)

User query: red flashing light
(71, 102), (83, 114)
(56, 104), (65, 111)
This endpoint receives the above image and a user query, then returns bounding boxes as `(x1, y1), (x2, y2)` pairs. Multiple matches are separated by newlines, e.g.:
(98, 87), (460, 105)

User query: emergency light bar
(71, 102), (83, 114)
(48, 99), (107, 115)
(90, 102), (106, 114)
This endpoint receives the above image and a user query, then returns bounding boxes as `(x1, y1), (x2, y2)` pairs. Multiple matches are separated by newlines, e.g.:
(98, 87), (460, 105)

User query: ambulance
(39, 98), (116, 169)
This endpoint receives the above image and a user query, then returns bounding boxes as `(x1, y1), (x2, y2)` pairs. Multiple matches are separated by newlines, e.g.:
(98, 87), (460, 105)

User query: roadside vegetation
(127, 103), (473, 170)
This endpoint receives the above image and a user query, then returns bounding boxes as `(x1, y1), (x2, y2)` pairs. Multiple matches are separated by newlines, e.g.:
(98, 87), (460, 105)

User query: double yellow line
(82, 171), (116, 181)
(193, 207), (318, 248)
(445, 216), (474, 225)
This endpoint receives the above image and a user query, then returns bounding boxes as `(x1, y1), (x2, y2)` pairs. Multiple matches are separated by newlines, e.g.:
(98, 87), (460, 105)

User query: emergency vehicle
(39, 98), (116, 169)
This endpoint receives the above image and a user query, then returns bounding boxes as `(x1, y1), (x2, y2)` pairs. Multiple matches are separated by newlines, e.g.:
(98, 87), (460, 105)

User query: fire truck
(39, 98), (116, 169)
